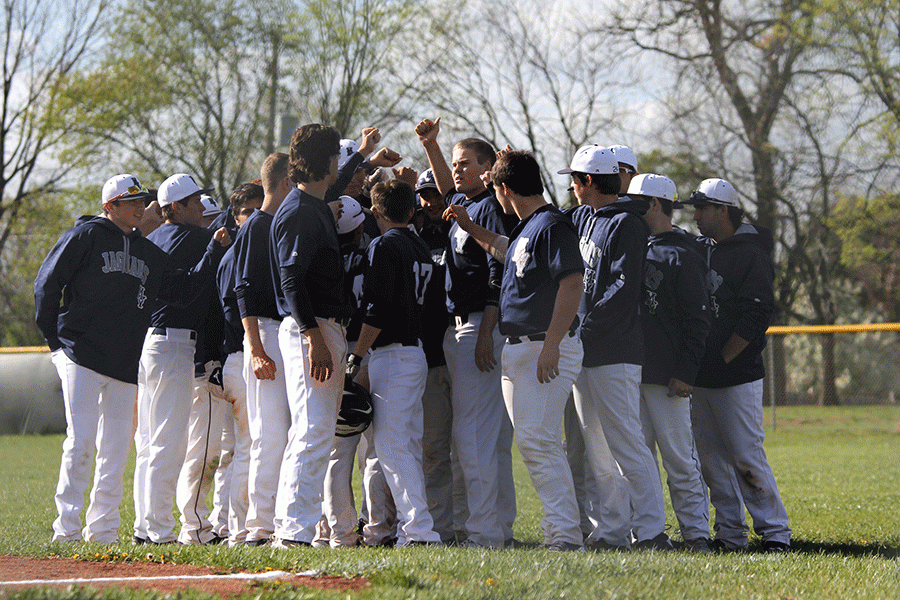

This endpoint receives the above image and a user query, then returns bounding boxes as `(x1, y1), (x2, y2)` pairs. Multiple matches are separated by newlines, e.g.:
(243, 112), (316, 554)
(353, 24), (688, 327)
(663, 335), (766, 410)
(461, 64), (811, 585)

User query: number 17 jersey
(362, 226), (435, 349)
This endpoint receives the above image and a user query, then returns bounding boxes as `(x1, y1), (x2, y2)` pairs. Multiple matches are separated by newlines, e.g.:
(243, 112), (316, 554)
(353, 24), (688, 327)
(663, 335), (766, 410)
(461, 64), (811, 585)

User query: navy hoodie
(641, 229), (711, 386)
(34, 216), (222, 384)
(568, 197), (650, 368)
(693, 223), (775, 388)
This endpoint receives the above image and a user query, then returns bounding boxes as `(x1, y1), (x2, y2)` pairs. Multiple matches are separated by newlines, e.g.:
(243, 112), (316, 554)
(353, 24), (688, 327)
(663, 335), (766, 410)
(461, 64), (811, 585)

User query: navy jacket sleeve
(584, 214), (646, 334)
(158, 237), (225, 306)
(34, 228), (92, 350)
(672, 249), (712, 385)
(732, 243), (775, 343)
(325, 153), (365, 203)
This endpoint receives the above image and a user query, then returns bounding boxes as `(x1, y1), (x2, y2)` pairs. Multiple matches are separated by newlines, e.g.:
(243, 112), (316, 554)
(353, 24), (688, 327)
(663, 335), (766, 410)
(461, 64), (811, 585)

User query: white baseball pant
(221, 350), (250, 545)
(50, 351), (135, 543)
(274, 317), (347, 543)
(360, 425), (399, 545)
(443, 312), (507, 547)
(502, 333), (584, 547)
(133, 327), (195, 543)
(639, 383), (709, 541)
(369, 343), (440, 545)
(421, 364), (454, 542)
(316, 432), (363, 547)
(243, 316), (289, 543)
(176, 373), (227, 544)
(691, 380), (791, 548)
(573, 363), (667, 544)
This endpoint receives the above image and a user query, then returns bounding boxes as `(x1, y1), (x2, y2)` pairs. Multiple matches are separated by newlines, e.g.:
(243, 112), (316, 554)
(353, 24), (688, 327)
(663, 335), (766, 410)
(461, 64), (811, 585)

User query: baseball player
(565, 144), (640, 538)
(270, 124), (352, 548)
(133, 173), (229, 545)
(346, 179), (442, 547)
(629, 174), (713, 552)
(411, 168), (459, 544)
(487, 150), (585, 551)
(563, 145), (671, 550)
(683, 178), (791, 552)
(233, 154), (293, 545)
(35, 174), (228, 544)
(415, 117), (517, 548)
(214, 183), (265, 545)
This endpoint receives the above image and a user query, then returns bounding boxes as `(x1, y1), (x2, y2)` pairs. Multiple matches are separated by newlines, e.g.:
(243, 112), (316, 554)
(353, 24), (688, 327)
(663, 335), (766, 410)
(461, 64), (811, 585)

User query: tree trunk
(819, 333), (840, 405)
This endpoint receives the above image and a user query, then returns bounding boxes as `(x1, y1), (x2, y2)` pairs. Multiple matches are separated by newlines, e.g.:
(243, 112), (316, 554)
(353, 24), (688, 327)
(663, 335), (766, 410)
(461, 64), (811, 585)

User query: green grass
(1, 406), (899, 599)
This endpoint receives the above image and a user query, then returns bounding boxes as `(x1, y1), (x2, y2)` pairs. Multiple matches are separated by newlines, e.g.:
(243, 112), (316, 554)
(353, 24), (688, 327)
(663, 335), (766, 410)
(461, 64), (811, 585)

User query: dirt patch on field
(0, 555), (369, 597)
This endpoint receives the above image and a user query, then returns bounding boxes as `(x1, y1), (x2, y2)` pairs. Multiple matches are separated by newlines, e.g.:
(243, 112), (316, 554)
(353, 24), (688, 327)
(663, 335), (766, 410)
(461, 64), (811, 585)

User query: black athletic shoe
(710, 539), (746, 553)
(272, 538), (312, 549)
(544, 541), (585, 552)
(586, 539), (629, 552)
(132, 535), (148, 545)
(634, 532), (674, 551)
(761, 540), (791, 553)
(682, 537), (713, 553)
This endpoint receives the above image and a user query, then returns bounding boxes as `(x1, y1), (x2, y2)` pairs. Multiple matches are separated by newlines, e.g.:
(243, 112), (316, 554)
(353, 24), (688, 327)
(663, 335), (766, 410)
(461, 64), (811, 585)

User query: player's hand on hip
(536, 343), (561, 383)
(474, 331), (497, 372)
(306, 329), (334, 382)
(251, 351), (277, 380)
(667, 377), (692, 398)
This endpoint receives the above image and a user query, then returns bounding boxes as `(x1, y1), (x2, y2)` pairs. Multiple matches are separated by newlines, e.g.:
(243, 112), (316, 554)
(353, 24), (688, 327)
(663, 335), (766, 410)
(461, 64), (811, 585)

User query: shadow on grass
(761, 539), (899, 559)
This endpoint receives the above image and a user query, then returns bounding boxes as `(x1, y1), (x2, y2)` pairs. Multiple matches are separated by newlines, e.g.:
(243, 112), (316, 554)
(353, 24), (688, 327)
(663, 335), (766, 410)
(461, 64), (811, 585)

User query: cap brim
(415, 184), (438, 193)
(557, 167), (574, 174)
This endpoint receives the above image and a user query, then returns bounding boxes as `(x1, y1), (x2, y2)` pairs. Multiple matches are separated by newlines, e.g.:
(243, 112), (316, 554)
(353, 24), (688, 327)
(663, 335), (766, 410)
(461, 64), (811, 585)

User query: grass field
(0, 405), (898, 599)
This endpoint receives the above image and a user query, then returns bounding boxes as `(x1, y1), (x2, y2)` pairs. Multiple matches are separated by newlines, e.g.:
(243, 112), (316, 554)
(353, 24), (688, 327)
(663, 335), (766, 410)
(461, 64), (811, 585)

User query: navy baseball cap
(415, 169), (438, 193)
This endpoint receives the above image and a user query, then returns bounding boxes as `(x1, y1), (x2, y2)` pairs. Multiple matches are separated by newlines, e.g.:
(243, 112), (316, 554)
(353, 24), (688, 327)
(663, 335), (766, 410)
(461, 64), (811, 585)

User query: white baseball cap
(609, 145), (638, 172)
(101, 174), (151, 205)
(200, 194), (223, 217)
(157, 173), (212, 207)
(558, 145), (619, 175)
(335, 195), (366, 234)
(156, 173), (212, 206)
(627, 174), (681, 207)
(684, 178), (740, 207)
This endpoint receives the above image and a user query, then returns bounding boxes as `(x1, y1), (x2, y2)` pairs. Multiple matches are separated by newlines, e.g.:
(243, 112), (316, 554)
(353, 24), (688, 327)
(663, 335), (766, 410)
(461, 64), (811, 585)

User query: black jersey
(362, 227), (435, 349)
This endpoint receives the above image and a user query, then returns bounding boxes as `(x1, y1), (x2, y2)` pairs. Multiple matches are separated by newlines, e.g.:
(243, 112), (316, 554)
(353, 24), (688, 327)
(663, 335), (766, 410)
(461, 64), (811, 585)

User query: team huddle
(34, 118), (791, 553)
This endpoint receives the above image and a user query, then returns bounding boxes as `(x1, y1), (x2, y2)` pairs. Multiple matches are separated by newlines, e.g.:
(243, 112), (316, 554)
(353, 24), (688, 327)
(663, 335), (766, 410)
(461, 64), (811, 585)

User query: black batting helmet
(336, 375), (373, 437)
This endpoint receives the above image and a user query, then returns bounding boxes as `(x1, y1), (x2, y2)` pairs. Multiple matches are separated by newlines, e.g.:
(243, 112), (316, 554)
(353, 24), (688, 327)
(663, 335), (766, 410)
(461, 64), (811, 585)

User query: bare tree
(0, 0), (108, 344)
(408, 0), (625, 205)
(0, 0), (107, 256)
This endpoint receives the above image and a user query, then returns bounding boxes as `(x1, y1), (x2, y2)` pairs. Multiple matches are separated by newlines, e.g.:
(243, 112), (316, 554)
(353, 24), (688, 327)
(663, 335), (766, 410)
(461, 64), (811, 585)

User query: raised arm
(415, 117), (454, 198)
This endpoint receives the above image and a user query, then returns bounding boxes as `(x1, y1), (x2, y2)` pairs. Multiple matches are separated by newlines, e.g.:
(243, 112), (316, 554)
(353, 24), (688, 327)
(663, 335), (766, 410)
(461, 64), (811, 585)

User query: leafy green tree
(828, 194), (900, 321)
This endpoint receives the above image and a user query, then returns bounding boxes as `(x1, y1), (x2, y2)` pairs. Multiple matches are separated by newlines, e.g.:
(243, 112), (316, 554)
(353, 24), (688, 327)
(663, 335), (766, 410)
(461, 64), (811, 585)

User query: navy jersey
(362, 227), (435, 348)
(217, 244), (244, 357)
(568, 198), (650, 368)
(694, 224), (775, 388)
(34, 216), (222, 384)
(233, 209), (280, 321)
(444, 190), (518, 315)
(270, 188), (350, 329)
(499, 205), (583, 337)
(414, 212), (451, 368)
(641, 230), (711, 386)
(147, 222), (219, 331)
(342, 243), (367, 342)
